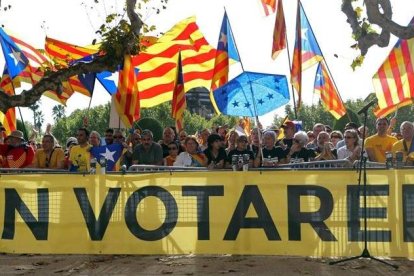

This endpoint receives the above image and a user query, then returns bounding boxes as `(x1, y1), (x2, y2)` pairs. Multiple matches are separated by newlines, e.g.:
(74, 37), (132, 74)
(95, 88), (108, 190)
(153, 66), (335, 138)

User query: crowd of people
(0, 116), (412, 172)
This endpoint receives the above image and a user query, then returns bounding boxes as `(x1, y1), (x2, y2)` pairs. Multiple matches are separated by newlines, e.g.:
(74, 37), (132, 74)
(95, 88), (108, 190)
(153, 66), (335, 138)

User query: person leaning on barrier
(132, 129), (163, 165)
(31, 134), (65, 169)
(174, 136), (207, 167)
(226, 135), (255, 168)
(365, 117), (398, 162)
(164, 141), (180, 166)
(68, 128), (91, 172)
(314, 131), (337, 161)
(0, 130), (35, 168)
(337, 129), (361, 165)
(254, 130), (287, 168)
(286, 131), (316, 162)
(392, 121), (414, 165)
(204, 134), (227, 169)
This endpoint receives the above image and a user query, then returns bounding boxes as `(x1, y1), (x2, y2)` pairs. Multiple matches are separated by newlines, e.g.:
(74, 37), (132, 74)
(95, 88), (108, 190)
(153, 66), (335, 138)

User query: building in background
(186, 87), (215, 119)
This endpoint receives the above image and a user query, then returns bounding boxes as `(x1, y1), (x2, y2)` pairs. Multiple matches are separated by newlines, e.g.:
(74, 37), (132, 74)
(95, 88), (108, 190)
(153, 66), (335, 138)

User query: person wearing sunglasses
(286, 131), (316, 162)
(337, 129), (361, 165)
(164, 142), (180, 166)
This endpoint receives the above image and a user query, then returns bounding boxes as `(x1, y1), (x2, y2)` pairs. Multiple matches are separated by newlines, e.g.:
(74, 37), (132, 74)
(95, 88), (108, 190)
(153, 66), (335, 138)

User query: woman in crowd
(204, 133), (227, 169)
(337, 129), (361, 164)
(225, 130), (239, 154)
(32, 134), (65, 169)
(164, 142), (179, 166)
(286, 131), (316, 162)
(330, 130), (343, 148)
(174, 136), (207, 167)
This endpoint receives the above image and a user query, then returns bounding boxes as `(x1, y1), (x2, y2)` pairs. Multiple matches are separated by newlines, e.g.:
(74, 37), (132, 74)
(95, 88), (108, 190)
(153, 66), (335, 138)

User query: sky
(1, 0), (414, 130)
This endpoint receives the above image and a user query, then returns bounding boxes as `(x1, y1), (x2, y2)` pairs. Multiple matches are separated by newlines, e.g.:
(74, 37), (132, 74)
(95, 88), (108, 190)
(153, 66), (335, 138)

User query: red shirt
(0, 144), (35, 168)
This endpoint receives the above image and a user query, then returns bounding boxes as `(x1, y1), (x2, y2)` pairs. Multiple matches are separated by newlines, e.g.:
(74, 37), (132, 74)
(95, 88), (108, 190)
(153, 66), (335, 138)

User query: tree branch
(0, 0), (143, 114)
(342, 0), (414, 56)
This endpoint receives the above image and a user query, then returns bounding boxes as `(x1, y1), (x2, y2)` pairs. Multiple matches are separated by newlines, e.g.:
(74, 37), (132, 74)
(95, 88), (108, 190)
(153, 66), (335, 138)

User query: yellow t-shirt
(392, 139), (412, 162)
(365, 134), (398, 162)
(33, 147), (65, 169)
(69, 145), (91, 172)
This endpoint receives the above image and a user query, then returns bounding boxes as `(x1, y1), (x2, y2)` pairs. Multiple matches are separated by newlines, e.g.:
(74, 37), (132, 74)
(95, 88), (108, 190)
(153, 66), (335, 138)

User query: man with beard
(0, 130), (35, 168)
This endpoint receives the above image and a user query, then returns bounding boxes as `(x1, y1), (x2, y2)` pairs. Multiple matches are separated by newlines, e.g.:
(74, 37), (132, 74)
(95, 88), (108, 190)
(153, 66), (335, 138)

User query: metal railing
(2, 159), (412, 175)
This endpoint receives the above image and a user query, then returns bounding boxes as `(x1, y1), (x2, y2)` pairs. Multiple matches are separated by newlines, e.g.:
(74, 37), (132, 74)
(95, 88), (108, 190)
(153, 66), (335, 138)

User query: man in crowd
(132, 129), (163, 165)
(159, 127), (176, 158)
(365, 117), (397, 163)
(0, 130), (35, 168)
(392, 121), (414, 164)
(68, 128), (91, 172)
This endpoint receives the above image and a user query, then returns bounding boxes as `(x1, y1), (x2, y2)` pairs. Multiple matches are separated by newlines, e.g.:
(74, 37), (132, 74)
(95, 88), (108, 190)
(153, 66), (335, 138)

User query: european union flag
(213, 71), (290, 116)
(0, 28), (28, 78)
(90, 143), (123, 171)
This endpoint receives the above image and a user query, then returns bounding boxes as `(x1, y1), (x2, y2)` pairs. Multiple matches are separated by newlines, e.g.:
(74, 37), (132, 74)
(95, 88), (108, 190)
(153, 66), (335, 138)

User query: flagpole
(300, 1), (351, 122)
(225, 8), (264, 165)
(224, 8), (261, 127)
(283, 0), (298, 119)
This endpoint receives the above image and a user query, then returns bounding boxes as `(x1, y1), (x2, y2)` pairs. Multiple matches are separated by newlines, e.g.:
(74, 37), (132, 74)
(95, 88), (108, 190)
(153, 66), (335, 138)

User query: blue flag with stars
(0, 28), (28, 78)
(213, 71), (289, 116)
(90, 143), (123, 171)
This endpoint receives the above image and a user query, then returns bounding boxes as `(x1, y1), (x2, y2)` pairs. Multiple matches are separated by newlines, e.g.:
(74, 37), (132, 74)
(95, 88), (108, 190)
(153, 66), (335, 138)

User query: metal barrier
(2, 159), (411, 175)
(128, 165), (209, 172)
(276, 159), (351, 170)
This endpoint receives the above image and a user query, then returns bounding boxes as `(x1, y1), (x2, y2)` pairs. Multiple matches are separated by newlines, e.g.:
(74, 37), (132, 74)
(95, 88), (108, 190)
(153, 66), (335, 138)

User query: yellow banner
(0, 170), (414, 257)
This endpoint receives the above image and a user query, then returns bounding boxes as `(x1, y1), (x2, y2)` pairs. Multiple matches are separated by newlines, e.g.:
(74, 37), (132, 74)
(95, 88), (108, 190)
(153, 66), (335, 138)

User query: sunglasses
(293, 139), (300, 143)
(168, 147), (178, 150)
(344, 136), (354, 139)
(114, 136), (123, 139)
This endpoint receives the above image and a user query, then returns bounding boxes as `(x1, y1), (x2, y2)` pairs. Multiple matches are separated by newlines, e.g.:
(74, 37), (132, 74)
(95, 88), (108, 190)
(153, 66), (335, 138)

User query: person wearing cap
(0, 130), (35, 168)
(31, 134), (65, 169)
(63, 137), (78, 170)
(276, 120), (296, 152)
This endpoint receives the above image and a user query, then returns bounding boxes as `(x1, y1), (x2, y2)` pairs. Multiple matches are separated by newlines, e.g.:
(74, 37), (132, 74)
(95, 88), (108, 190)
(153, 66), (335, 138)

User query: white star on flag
(8, 49), (25, 66)
(104, 72), (118, 83)
(100, 147), (116, 162)
(301, 28), (308, 41)
(219, 32), (227, 47)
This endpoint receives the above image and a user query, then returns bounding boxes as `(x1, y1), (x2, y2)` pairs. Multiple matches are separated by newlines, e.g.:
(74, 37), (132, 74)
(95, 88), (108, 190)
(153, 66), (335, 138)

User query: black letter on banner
(74, 187), (121, 241)
(182, 186), (224, 240)
(403, 185), (414, 242)
(224, 185), (280, 240)
(2, 188), (49, 240)
(288, 185), (336, 241)
(347, 185), (390, 242)
(125, 186), (178, 241)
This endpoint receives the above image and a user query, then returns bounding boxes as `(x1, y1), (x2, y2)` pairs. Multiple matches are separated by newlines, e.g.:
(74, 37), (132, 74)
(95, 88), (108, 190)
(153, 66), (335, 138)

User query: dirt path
(0, 254), (411, 275)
